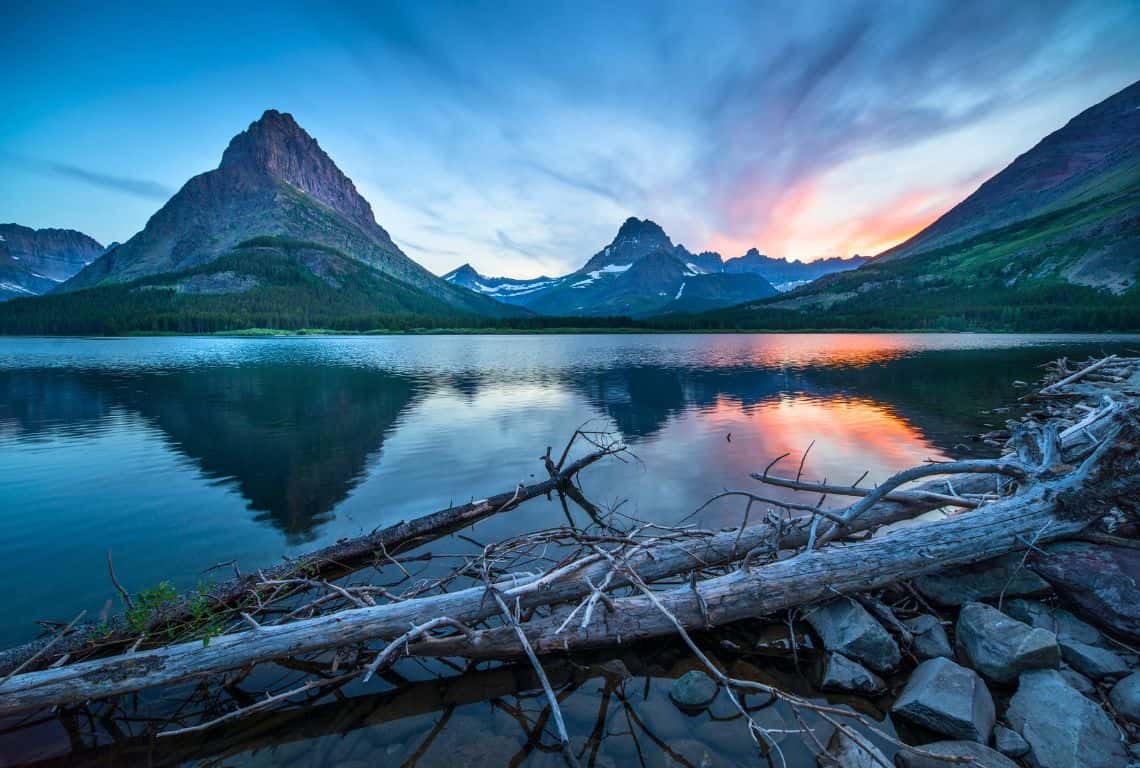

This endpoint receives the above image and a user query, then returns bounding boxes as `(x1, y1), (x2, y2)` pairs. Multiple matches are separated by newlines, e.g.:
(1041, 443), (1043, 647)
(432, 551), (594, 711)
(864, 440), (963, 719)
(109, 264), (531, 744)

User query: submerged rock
(891, 657), (995, 743)
(669, 670), (718, 711)
(994, 725), (1030, 758)
(1110, 672), (1140, 723)
(804, 599), (901, 673)
(956, 602), (1060, 683)
(819, 653), (886, 695)
(823, 729), (889, 768)
(1060, 639), (1129, 680)
(1006, 669), (1127, 768)
(894, 740), (1019, 768)
(1005, 599), (1104, 646)
(903, 614), (953, 660)
(1031, 542), (1140, 641)
(915, 553), (1050, 606)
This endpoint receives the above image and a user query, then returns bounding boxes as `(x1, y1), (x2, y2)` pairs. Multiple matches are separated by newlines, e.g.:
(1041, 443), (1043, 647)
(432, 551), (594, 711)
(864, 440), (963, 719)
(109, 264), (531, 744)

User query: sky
(2, 1), (1139, 279)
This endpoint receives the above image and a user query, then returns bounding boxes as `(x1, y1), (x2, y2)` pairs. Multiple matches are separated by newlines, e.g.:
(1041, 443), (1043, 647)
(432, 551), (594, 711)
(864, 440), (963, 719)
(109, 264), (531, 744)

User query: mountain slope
(0, 237), (479, 334)
(441, 264), (566, 305)
(0, 225), (104, 300)
(61, 110), (519, 317)
(877, 78), (1140, 265)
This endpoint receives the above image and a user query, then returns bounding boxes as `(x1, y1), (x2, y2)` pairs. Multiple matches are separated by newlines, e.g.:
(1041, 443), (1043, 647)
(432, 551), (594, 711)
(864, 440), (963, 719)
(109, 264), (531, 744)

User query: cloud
(4, 153), (173, 201)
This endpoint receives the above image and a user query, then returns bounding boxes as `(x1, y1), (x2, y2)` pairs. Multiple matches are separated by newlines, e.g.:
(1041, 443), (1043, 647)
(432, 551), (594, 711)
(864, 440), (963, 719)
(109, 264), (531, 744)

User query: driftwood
(0, 354), (1137, 765)
(0, 430), (623, 677)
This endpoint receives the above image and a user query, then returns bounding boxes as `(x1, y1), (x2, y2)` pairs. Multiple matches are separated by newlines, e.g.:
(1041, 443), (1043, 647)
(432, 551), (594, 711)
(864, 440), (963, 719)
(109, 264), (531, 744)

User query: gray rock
(894, 741), (1019, 768)
(1110, 672), (1140, 723)
(956, 602), (1060, 683)
(1060, 639), (1129, 680)
(903, 614), (954, 660)
(819, 653), (886, 695)
(1005, 599), (1104, 646)
(669, 670), (718, 710)
(1032, 542), (1140, 641)
(1007, 669), (1128, 768)
(915, 553), (1051, 606)
(823, 729), (889, 768)
(994, 725), (1030, 758)
(805, 599), (902, 673)
(891, 657), (995, 743)
(1059, 666), (1098, 697)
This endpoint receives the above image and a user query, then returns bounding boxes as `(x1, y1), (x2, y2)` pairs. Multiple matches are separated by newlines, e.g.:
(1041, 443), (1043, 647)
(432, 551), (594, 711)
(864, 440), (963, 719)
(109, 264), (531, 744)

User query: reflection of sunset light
(700, 332), (921, 369)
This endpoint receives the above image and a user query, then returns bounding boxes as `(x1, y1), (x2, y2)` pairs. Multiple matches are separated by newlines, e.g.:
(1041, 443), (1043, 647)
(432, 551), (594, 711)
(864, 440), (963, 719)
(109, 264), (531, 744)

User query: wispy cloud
(4, 153), (173, 201)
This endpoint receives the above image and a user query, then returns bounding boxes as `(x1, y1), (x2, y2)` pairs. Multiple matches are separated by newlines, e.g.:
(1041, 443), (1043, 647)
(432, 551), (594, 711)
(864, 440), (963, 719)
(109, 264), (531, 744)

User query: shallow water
(1, 332), (1136, 766)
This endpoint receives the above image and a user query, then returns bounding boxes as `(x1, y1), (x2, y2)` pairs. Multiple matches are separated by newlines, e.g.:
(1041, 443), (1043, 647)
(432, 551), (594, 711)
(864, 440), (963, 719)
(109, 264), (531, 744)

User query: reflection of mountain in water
(0, 346), (1071, 542)
(0, 367), (422, 542)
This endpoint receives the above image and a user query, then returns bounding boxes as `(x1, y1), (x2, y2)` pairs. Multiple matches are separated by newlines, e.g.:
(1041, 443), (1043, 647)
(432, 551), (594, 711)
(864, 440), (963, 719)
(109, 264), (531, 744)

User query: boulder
(903, 615), (953, 660)
(804, 599), (901, 673)
(1006, 669), (1127, 768)
(819, 653), (886, 695)
(823, 729), (889, 768)
(669, 670), (718, 711)
(891, 657), (995, 743)
(1060, 639), (1129, 680)
(956, 602), (1060, 683)
(915, 553), (1051, 606)
(1004, 599), (1104, 646)
(894, 741), (1019, 768)
(994, 725), (1030, 758)
(1110, 672), (1140, 723)
(1031, 542), (1140, 641)
(1059, 666), (1098, 697)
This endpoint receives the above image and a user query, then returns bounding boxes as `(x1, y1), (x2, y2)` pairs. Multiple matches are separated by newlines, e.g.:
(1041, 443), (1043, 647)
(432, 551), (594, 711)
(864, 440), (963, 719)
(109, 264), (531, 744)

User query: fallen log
(0, 434), (621, 677)
(1, 357), (1135, 735)
(413, 420), (1137, 658)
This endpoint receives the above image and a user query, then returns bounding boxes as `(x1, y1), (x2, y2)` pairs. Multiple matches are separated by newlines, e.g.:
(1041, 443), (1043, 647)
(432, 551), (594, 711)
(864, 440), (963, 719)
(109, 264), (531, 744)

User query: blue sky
(3, 1), (1139, 278)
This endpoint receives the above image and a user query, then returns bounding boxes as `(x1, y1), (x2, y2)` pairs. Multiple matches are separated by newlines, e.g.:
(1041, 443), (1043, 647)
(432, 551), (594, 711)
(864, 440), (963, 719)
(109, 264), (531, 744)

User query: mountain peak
(215, 109), (389, 243)
(615, 217), (669, 243)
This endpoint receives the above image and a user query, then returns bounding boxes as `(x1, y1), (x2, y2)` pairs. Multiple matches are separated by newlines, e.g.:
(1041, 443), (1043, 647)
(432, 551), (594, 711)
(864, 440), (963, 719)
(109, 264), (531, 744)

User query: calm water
(1, 333), (1137, 766)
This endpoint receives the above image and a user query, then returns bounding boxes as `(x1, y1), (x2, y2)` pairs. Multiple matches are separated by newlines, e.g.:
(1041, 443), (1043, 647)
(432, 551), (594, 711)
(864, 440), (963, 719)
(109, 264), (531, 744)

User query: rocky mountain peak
(218, 110), (387, 241)
(613, 217), (670, 245)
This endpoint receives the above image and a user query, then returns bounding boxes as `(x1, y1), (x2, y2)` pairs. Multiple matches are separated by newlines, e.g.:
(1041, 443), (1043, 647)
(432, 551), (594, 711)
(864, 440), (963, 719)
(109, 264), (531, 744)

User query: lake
(1, 332), (1137, 766)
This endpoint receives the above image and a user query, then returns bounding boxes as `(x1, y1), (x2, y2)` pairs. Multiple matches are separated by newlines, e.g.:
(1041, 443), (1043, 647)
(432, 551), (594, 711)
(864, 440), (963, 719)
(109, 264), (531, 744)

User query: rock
(669, 670), (718, 711)
(1031, 542), (1140, 641)
(1060, 639), (1129, 680)
(1005, 599), (1104, 646)
(663, 738), (720, 767)
(823, 729), (889, 768)
(894, 740), (1019, 768)
(1059, 666), (1098, 697)
(994, 725), (1030, 758)
(804, 599), (901, 673)
(915, 553), (1051, 606)
(903, 614), (954, 660)
(819, 653), (886, 695)
(956, 602), (1060, 683)
(891, 657), (995, 743)
(1006, 669), (1128, 768)
(1110, 672), (1140, 723)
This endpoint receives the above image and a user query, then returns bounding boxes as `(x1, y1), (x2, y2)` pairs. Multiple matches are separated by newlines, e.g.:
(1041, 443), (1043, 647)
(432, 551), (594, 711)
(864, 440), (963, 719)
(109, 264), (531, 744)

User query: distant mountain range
(702, 78), (1140, 330)
(444, 218), (866, 317)
(0, 225), (104, 301)
(2, 78), (1136, 333)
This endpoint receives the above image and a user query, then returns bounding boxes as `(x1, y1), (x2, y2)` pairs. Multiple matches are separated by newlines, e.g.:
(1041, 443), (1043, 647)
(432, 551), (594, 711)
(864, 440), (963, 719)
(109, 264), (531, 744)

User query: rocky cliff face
(0, 225), (103, 300)
(60, 110), (515, 316)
